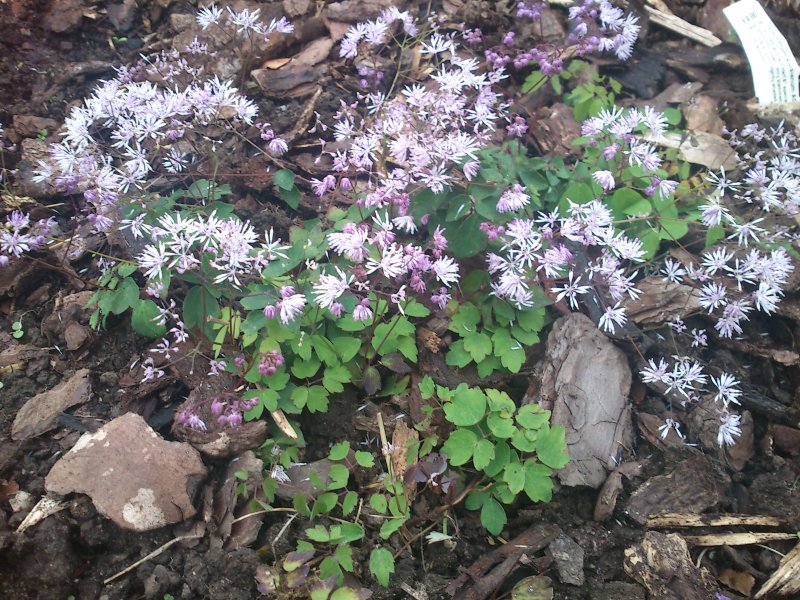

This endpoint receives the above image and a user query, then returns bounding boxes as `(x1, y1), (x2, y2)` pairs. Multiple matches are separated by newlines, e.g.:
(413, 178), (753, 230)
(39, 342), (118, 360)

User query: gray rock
(539, 313), (633, 488)
(108, 0), (139, 33)
(547, 533), (585, 586)
(45, 413), (207, 531)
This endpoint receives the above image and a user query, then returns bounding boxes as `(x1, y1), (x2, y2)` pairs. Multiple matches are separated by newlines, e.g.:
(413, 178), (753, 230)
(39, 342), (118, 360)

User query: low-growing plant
(3, 0), (799, 592)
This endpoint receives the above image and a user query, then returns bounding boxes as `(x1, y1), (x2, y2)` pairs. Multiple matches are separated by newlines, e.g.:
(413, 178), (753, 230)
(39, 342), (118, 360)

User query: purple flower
(592, 170), (615, 191)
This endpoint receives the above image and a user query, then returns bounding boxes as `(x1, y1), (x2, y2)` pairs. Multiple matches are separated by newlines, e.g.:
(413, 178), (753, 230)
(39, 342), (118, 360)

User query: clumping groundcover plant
(1, 0), (797, 592)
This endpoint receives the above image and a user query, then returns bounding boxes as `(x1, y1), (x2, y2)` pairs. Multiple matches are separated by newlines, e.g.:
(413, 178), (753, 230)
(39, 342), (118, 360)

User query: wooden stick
(647, 513), (785, 528)
(684, 532), (797, 546)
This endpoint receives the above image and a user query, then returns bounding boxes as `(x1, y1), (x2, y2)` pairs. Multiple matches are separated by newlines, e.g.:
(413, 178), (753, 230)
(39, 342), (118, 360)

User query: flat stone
(539, 313), (633, 488)
(45, 413), (207, 531)
(12, 369), (92, 440)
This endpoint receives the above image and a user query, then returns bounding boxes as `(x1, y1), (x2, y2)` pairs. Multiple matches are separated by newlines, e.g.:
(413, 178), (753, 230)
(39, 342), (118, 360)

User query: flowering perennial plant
(4, 1), (800, 589)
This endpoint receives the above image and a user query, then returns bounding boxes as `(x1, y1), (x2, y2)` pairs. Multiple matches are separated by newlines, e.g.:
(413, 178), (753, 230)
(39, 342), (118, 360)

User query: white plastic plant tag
(723, 0), (800, 105)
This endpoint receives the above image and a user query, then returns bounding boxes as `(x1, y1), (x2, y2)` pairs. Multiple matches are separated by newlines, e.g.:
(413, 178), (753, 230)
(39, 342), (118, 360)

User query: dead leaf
(681, 95), (725, 135)
(262, 57), (292, 69)
(718, 568), (755, 595)
(292, 38), (334, 67)
(652, 130), (738, 171)
(390, 419), (418, 489)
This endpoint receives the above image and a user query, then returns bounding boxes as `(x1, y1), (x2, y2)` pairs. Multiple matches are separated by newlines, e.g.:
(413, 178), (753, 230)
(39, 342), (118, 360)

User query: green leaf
(335, 544), (354, 572)
(500, 346), (526, 373)
(355, 451), (375, 467)
(486, 388), (516, 416)
(183, 286), (221, 330)
(330, 587), (362, 600)
(464, 331), (492, 363)
(274, 169), (296, 190)
(327, 464), (349, 490)
(307, 386), (330, 413)
(444, 193), (472, 221)
(623, 198), (653, 216)
(131, 300), (167, 338)
(536, 425), (570, 469)
(523, 460), (554, 502)
(638, 227), (661, 260)
(515, 404), (551, 430)
(294, 494), (310, 517)
(331, 336), (361, 362)
(110, 278), (139, 315)
(419, 376), (435, 399)
(403, 301), (430, 318)
(449, 302), (481, 335)
(311, 492), (339, 519)
(503, 462), (525, 494)
(369, 548), (395, 587)
(511, 428), (538, 452)
(446, 214), (487, 258)
(280, 186), (301, 209)
(329, 441), (350, 461)
(705, 224), (725, 247)
(442, 429), (477, 466)
(473, 439), (495, 471)
(370, 493), (388, 514)
(292, 357), (321, 378)
(306, 525), (330, 542)
(487, 413), (516, 438)
(341, 491), (358, 517)
(516, 307), (546, 332)
(323, 364), (351, 393)
(476, 355), (502, 378)
(312, 335), (339, 366)
(396, 336), (418, 363)
(443, 385), (487, 426)
(480, 497), (507, 536)
(319, 557), (342, 582)
(485, 440), (510, 477)
(445, 340), (472, 368)
(659, 218), (689, 241)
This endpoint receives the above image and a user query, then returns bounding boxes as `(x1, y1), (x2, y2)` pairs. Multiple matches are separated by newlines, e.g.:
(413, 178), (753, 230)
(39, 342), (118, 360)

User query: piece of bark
(446, 523), (561, 600)
(622, 278), (703, 325)
(754, 543), (800, 599)
(771, 425), (800, 456)
(624, 532), (722, 600)
(626, 454), (729, 525)
(538, 313), (633, 488)
(594, 460), (646, 522)
(12, 369), (92, 440)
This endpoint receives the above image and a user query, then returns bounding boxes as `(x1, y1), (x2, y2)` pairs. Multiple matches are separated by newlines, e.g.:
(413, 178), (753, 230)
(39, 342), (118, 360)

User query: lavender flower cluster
(0, 211), (56, 267)
(479, 0), (641, 74)
(31, 6), (293, 233)
(642, 357), (743, 447)
(487, 107), (672, 324)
